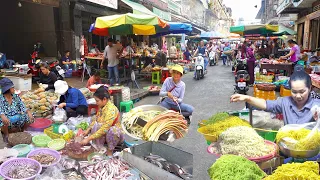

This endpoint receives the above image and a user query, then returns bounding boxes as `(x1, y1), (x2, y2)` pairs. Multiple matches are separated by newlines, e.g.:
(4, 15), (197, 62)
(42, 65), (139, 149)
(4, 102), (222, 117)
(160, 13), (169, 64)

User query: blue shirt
(61, 56), (70, 62)
(183, 51), (192, 60)
(60, 88), (88, 108)
(266, 96), (320, 125)
(159, 77), (185, 105)
(222, 46), (231, 57)
(198, 46), (206, 56)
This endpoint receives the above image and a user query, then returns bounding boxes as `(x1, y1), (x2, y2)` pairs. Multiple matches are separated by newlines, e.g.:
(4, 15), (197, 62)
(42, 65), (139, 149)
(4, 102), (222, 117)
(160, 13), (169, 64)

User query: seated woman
(80, 86), (124, 157)
(159, 65), (194, 124)
(39, 63), (58, 91)
(0, 78), (34, 142)
(86, 70), (102, 88)
(54, 80), (88, 117)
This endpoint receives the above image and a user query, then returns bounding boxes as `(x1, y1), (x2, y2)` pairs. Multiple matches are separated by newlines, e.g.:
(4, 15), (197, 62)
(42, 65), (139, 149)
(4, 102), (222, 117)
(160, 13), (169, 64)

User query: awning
(121, 0), (156, 16)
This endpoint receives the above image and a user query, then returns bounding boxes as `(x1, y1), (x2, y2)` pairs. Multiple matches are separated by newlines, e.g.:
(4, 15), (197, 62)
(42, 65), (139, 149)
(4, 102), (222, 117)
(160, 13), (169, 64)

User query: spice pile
(210, 126), (274, 158)
(208, 155), (266, 180)
(265, 161), (320, 180)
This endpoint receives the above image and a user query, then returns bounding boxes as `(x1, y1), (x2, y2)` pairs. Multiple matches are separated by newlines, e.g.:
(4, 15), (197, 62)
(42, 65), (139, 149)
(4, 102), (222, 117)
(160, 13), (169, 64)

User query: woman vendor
(280, 39), (301, 64)
(80, 86), (124, 157)
(230, 69), (320, 124)
(54, 80), (88, 117)
(39, 62), (58, 91)
(159, 65), (194, 124)
(0, 78), (34, 142)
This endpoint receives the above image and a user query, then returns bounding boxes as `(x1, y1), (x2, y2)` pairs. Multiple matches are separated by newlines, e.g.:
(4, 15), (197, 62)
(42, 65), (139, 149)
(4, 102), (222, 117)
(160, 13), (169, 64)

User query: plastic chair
(88, 104), (99, 116)
(5, 59), (15, 69)
(120, 101), (134, 112)
(161, 69), (170, 83)
(152, 71), (161, 84)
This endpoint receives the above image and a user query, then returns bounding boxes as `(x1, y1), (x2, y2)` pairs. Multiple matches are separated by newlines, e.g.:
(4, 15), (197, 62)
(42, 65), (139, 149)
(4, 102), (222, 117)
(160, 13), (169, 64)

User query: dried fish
(6, 164), (38, 179)
(29, 153), (56, 165)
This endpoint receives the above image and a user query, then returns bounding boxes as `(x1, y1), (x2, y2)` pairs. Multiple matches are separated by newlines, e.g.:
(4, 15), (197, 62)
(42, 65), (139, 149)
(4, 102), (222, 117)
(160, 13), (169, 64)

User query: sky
(223, 0), (262, 24)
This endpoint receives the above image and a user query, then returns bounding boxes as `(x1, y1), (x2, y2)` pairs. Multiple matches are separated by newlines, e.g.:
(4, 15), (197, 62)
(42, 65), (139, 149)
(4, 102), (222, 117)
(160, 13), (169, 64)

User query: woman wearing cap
(39, 62), (58, 91)
(159, 65), (194, 124)
(0, 78), (34, 141)
(80, 86), (124, 157)
(54, 80), (88, 117)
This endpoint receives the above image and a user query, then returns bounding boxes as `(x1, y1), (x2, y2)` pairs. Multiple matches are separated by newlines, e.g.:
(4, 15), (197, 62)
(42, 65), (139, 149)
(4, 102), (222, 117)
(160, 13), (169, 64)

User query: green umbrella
(230, 24), (279, 36)
(271, 25), (296, 36)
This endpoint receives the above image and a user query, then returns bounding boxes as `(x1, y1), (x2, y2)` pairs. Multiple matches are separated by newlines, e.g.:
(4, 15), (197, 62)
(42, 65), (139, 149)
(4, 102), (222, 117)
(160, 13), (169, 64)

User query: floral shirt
(89, 101), (120, 139)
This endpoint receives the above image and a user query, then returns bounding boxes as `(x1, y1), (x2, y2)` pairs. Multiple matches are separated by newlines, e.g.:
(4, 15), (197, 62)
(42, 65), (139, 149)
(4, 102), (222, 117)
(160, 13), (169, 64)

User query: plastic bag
(35, 166), (65, 180)
(52, 107), (67, 123)
(241, 110), (284, 130)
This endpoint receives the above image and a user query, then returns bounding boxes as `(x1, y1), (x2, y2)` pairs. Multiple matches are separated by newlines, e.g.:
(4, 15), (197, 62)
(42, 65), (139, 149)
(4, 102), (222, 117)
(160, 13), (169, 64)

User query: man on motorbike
(193, 41), (208, 77)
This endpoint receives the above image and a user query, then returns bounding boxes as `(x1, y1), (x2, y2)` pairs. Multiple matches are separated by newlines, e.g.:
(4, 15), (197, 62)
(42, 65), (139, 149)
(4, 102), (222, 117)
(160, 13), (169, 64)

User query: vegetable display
(264, 161), (320, 180)
(204, 112), (229, 125)
(142, 111), (188, 141)
(210, 126), (274, 158)
(207, 155), (266, 180)
(80, 158), (134, 180)
(76, 122), (89, 130)
(200, 116), (251, 141)
(122, 108), (162, 138)
(29, 153), (56, 166)
(6, 164), (38, 179)
(276, 128), (320, 150)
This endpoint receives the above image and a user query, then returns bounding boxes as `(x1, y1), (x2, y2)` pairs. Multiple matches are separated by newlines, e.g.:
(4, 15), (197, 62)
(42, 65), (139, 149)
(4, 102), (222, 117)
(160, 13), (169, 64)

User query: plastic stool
(88, 104), (99, 116)
(152, 71), (161, 84)
(120, 100), (134, 112)
(161, 70), (170, 83)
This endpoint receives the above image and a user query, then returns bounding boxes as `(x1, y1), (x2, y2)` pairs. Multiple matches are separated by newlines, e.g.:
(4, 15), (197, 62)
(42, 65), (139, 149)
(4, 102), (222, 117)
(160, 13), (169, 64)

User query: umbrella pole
(249, 104), (253, 126)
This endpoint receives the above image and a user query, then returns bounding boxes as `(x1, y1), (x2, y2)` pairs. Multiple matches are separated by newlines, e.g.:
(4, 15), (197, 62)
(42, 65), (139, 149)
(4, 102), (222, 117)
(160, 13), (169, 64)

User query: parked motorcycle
(234, 59), (250, 94)
(194, 54), (206, 80)
(209, 51), (216, 66)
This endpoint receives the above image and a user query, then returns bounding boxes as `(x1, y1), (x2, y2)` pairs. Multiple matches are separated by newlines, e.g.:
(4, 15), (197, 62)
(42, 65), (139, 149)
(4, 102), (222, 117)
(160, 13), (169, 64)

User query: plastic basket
(197, 126), (218, 143)
(47, 139), (66, 151)
(27, 148), (61, 168)
(12, 144), (31, 157)
(0, 158), (42, 180)
(255, 128), (278, 142)
(44, 126), (63, 139)
(32, 134), (52, 147)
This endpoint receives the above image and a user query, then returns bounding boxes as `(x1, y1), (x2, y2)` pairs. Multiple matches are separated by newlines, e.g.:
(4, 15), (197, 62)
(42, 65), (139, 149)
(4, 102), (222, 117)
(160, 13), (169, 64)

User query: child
(86, 70), (102, 88)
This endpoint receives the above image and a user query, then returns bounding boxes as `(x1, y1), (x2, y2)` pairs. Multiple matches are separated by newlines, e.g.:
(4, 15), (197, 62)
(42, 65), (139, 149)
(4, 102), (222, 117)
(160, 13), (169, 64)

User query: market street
(135, 62), (249, 179)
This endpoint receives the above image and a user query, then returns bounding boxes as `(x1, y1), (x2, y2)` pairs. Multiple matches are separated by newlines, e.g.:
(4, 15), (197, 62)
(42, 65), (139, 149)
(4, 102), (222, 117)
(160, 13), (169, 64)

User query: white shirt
(231, 44), (236, 50)
(103, 44), (122, 67)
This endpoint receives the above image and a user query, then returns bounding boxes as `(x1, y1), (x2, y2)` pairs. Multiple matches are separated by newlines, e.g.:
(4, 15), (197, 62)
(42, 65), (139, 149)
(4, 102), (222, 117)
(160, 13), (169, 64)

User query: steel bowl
(121, 105), (167, 140)
(278, 140), (320, 158)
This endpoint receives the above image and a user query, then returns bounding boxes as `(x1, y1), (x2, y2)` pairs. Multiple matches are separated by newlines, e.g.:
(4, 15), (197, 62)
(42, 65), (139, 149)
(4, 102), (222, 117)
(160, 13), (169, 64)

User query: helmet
(170, 65), (184, 75)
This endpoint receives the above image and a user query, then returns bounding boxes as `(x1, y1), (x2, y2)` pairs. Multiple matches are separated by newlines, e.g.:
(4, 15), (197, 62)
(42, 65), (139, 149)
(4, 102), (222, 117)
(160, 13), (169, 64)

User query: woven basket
(256, 84), (276, 91)
(0, 158), (42, 180)
(8, 132), (32, 147)
(27, 148), (61, 168)
(32, 134), (52, 147)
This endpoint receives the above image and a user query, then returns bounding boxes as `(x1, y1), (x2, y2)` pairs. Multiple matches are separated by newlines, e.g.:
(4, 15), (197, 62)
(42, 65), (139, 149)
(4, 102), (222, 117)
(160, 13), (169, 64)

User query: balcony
(276, 0), (314, 15)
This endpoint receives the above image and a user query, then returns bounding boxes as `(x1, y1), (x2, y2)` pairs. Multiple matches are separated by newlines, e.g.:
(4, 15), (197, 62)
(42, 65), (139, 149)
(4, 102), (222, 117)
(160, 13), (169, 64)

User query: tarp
(272, 25), (296, 36)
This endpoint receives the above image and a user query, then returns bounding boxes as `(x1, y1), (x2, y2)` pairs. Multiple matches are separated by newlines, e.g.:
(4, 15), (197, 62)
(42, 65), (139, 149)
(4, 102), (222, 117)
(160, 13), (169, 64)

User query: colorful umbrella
(89, 13), (169, 36)
(230, 24), (279, 36)
(154, 22), (192, 36)
(271, 25), (296, 36)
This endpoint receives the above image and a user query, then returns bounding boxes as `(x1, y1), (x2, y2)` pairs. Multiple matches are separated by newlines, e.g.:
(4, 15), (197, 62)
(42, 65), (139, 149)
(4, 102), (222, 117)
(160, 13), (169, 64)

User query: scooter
(209, 51), (216, 66)
(234, 59), (250, 94)
(194, 54), (206, 80)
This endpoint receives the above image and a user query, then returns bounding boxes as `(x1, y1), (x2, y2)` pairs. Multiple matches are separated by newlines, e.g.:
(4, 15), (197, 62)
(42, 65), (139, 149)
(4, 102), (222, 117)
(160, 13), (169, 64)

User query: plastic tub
(32, 134), (52, 147)
(0, 158), (42, 180)
(27, 148), (61, 168)
(12, 144), (31, 157)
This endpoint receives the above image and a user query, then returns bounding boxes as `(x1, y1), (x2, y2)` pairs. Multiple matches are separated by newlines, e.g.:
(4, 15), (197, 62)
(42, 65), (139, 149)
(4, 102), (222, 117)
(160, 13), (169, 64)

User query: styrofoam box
(7, 76), (32, 91)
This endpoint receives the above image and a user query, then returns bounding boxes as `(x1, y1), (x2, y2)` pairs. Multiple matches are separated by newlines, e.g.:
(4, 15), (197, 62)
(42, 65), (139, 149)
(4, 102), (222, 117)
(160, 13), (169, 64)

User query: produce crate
(44, 126), (63, 140)
(123, 142), (193, 180)
(255, 128), (278, 142)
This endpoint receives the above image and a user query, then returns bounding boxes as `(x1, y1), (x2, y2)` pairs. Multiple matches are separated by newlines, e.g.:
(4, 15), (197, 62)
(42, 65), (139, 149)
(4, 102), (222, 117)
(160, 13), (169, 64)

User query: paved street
(135, 61), (250, 179)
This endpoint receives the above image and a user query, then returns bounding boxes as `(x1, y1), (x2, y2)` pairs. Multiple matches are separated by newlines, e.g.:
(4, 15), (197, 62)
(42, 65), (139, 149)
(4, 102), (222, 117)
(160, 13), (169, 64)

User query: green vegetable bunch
(208, 155), (266, 180)
(76, 122), (89, 130)
(205, 112), (229, 125)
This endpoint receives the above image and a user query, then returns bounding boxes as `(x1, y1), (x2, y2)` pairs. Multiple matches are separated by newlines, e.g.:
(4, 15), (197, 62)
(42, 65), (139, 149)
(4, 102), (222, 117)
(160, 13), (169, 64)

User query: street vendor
(39, 62), (58, 91)
(61, 50), (75, 70)
(159, 65), (194, 124)
(0, 78), (34, 142)
(86, 70), (102, 88)
(80, 86), (124, 157)
(280, 39), (301, 64)
(230, 69), (320, 124)
(54, 80), (88, 117)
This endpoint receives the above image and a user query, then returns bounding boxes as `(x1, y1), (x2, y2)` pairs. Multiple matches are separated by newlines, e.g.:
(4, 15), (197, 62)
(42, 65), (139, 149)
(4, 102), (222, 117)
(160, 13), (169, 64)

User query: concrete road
(135, 63), (248, 179)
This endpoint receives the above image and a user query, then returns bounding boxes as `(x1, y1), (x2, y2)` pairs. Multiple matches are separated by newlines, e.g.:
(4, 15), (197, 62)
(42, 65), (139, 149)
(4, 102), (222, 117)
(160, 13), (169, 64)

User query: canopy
(155, 22), (192, 36)
(230, 24), (279, 36)
(200, 31), (226, 39)
(121, 0), (156, 16)
(90, 13), (169, 36)
(271, 25), (296, 36)
(228, 33), (241, 39)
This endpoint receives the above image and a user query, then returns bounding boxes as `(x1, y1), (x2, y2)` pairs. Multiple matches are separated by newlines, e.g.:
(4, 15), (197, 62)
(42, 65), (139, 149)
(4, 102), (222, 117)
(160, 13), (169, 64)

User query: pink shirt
(290, 44), (301, 63)
(86, 76), (102, 88)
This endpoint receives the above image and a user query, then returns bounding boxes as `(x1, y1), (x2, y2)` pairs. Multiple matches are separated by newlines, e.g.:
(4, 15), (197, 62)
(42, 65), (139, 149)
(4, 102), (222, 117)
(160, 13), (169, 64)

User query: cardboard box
(7, 75), (32, 91)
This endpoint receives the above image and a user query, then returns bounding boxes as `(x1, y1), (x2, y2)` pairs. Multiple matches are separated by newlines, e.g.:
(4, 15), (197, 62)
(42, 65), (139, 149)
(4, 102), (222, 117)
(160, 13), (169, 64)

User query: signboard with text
(86, 0), (118, 9)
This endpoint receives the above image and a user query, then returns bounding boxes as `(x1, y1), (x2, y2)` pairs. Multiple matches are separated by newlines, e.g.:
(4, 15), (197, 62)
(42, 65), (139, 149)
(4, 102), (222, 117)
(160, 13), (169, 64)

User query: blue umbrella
(155, 22), (192, 36)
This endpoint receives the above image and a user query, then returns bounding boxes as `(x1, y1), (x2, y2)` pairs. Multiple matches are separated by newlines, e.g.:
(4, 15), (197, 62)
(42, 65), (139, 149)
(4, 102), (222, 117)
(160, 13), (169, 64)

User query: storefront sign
(276, 0), (292, 15)
(85, 0), (118, 9)
(168, 0), (181, 14)
(21, 0), (59, 7)
(153, 7), (171, 21)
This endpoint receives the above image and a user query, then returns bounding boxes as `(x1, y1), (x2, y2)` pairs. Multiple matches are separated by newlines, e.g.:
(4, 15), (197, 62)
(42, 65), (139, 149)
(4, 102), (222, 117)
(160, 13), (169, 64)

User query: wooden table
(260, 63), (293, 76)
(84, 56), (103, 68)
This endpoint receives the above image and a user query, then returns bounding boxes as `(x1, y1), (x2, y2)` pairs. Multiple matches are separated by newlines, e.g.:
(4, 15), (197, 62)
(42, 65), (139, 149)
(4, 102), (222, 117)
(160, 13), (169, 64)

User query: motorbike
(209, 51), (216, 66)
(194, 53), (206, 80)
(234, 59), (250, 94)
